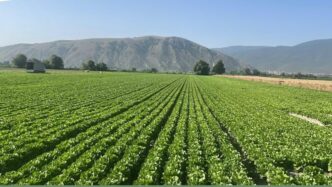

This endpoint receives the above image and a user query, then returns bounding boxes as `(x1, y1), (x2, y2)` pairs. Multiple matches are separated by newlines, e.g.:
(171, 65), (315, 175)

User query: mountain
(0, 36), (242, 72)
(215, 39), (332, 74)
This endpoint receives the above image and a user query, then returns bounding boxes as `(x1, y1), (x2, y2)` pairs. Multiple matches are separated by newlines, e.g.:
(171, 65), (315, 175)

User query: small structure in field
(26, 60), (46, 73)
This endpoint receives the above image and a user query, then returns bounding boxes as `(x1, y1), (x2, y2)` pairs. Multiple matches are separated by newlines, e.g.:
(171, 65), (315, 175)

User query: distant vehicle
(26, 60), (46, 73)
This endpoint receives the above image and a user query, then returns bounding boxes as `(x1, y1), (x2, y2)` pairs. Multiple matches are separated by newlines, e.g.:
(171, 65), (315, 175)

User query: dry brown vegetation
(222, 75), (332, 92)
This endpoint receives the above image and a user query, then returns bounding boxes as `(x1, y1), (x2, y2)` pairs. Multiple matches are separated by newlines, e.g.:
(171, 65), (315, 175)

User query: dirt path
(289, 113), (325, 127)
(222, 75), (332, 92)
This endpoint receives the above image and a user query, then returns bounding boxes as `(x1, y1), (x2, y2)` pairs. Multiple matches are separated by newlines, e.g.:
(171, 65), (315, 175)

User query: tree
(96, 62), (108, 71)
(43, 59), (52, 69)
(132, 68), (137, 72)
(50, 55), (64, 69)
(252, 69), (261, 76)
(82, 60), (96, 71)
(0, 61), (10, 67)
(212, 60), (226, 74)
(194, 60), (210, 75)
(151, 68), (158, 73)
(244, 68), (252, 75)
(12, 54), (27, 68)
(294, 72), (303, 79)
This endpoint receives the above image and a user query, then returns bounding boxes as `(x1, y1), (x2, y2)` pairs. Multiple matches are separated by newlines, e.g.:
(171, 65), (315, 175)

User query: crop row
(1, 72), (332, 185)
(0, 76), (183, 176)
(195, 76), (332, 185)
(0, 77), (185, 184)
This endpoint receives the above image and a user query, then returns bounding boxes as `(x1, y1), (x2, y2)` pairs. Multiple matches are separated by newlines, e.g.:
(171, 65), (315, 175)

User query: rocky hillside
(216, 39), (332, 74)
(0, 36), (242, 72)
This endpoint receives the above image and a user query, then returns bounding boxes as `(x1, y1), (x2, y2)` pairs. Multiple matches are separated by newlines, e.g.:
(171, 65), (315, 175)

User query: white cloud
(0, 0), (10, 2)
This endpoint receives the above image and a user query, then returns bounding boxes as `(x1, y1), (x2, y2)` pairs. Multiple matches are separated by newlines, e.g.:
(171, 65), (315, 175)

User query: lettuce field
(0, 70), (332, 185)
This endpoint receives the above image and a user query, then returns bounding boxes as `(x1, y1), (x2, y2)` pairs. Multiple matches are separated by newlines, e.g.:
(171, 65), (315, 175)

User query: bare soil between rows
(222, 75), (332, 92)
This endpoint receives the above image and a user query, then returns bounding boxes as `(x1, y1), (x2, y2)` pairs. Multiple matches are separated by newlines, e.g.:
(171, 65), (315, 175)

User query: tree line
(12, 54), (64, 69)
(6, 54), (331, 80)
(10, 54), (110, 71)
(8, 53), (157, 73)
(10, 54), (226, 75)
(193, 60), (226, 75)
(81, 60), (108, 71)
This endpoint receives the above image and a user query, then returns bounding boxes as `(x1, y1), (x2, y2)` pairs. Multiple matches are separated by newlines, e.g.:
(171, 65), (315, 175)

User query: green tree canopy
(194, 60), (210, 75)
(82, 60), (96, 71)
(212, 60), (226, 74)
(244, 68), (252, 75)
(43, 59), (52, 69)
(151, 68), (158, 73)
(12, 54), (27, 68)
(252, 69), (261, 76)
(96, 62), (108, 71)
(50, 55), (64, 69)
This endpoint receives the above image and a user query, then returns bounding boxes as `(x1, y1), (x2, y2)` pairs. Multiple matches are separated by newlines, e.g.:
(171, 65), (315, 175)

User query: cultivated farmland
(0, 70), (332, 185)
(222, 75), (332, 92)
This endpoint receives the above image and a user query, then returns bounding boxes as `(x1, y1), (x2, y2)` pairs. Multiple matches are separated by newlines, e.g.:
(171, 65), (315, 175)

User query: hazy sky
(0, 0), (332, 48)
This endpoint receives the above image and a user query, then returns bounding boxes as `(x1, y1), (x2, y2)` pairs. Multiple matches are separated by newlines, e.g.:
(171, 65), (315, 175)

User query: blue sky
(0, 0), (332, 47)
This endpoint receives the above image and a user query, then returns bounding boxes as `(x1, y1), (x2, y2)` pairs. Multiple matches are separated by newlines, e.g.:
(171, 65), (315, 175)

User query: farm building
(26, 60), (46, 73)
